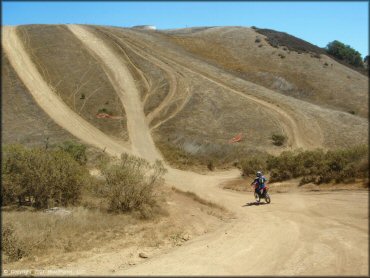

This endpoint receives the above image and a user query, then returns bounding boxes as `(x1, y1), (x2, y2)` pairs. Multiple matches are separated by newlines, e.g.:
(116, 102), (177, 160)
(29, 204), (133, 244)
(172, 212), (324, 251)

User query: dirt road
(50, 182), (368, 276)
(120, 190), (368, 276)
(3, 25), (368, 276)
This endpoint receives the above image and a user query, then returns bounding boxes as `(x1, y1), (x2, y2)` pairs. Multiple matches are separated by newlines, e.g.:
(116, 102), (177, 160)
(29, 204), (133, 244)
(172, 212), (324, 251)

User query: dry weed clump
(101, 154), (167, 218)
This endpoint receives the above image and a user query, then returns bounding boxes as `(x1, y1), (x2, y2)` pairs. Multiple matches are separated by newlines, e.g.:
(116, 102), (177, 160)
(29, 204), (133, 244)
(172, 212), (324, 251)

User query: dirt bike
(253, 185), (271, 204)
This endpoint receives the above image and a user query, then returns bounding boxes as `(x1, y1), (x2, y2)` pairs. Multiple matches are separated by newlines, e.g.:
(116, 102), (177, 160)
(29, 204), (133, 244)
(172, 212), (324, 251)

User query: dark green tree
(326, 40), (364, 67)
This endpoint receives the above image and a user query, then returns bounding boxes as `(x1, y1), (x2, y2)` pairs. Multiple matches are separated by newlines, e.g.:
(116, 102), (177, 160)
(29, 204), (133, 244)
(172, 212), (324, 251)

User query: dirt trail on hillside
(67, 25), (162, 162)
(2, 26), (130, 157)
(95, 27), (191, 130)
(112, 30), (323, 149)
(4, 25), (367, 276)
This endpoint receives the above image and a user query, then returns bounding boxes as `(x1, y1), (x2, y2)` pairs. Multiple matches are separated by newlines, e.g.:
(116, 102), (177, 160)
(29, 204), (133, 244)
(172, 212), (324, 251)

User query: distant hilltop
(131, 25), (156, 30)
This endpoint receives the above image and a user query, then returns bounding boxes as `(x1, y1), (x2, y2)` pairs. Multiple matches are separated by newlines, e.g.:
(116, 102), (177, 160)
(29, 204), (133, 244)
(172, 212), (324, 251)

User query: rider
(250, 171), (268, 202)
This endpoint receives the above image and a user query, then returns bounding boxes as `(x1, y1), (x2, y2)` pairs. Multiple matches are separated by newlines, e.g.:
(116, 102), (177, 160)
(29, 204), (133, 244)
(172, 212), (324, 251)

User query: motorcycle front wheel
(254, 192), (260, 202)
(265, 193), (271, 204)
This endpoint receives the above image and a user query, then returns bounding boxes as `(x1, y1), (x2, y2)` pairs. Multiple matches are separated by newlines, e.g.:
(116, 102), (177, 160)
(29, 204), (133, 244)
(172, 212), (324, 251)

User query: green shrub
(271, 133), (286, 146)
(2, 144), (88, 208)
(102, 154), (167, 217)
(56, 141), (87, 165)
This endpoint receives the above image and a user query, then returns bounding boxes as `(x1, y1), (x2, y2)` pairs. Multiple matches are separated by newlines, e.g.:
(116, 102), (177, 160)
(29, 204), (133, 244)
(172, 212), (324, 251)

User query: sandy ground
(2, 25), (368, 276)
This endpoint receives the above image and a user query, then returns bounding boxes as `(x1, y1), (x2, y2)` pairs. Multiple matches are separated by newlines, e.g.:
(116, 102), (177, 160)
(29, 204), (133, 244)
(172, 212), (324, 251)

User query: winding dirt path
(3, 25), (367, 276)
(2, 26), (130, 157)
(121, 190), (368, 276)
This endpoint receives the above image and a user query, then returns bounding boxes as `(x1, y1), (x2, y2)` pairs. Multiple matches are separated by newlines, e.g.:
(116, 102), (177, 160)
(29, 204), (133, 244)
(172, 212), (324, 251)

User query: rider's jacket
(253, 176), (267, 190)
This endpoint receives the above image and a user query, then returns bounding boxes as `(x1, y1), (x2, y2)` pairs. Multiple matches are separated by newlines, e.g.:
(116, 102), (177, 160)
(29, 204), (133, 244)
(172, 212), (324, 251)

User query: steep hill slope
(2, 24), (368, 167)
(163, 26), (368, 118)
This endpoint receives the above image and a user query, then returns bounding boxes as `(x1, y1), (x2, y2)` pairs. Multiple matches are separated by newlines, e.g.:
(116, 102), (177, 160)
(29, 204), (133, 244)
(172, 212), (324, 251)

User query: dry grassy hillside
(2, 24), (368, 169)
(96, 26), (368, 156)
(163, 26), (368, 118)
(16, 25), (129, 141)
(2, 54), (78, 146)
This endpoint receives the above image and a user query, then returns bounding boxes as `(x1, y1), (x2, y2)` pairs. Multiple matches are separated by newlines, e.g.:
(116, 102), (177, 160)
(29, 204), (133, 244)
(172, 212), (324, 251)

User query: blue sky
(3, 1), (369, 57)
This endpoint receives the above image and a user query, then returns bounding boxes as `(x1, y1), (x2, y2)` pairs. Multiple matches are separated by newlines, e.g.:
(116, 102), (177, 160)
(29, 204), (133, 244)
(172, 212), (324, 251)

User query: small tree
(326, 40), (364, 67)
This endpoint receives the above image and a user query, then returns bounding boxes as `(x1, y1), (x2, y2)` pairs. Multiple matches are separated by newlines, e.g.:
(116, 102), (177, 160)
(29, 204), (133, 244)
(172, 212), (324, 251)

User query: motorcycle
(253, 185), (271, 204)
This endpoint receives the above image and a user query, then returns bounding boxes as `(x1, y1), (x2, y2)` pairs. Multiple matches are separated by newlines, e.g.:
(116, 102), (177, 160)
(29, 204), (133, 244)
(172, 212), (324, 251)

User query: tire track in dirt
(92, 27), (151, 102)
(2, 26), (131, 157)
(95, 28), (190, 129)
(67, 25), (163, 162)
(115, 30), (324, 149)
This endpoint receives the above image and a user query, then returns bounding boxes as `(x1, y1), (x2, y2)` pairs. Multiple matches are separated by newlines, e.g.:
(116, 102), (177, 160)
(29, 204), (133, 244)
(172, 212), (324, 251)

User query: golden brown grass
(2, 207), (140, 263)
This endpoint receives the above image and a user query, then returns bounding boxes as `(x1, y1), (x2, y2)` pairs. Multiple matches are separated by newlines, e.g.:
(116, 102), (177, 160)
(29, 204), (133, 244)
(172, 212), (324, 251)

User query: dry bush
(55, 140), (88, 165)
(101, 154), (167, 218)
(2, 144), (88, 208)
(239, 155), (268, 177)
(2, 224), (26, 262)
(267, 145), (368, 184)
(271, 133), (286, 146)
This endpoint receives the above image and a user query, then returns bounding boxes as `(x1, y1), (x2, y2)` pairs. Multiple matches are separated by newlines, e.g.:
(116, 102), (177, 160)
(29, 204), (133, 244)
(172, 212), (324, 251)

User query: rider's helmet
(256, 171), (262, 177)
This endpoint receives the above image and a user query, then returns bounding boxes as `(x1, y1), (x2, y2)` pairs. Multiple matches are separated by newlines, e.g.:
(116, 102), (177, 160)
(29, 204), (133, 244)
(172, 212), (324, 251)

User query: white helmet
(256, 171), (262, 177)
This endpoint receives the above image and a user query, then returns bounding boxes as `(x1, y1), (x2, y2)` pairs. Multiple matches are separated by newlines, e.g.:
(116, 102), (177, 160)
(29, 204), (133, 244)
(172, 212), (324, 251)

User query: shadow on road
(243, 202), (269, 207)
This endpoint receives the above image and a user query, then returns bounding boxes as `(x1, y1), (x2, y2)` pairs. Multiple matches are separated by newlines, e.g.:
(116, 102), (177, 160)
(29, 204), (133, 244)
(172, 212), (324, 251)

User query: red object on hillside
(96, 113), (123, 120)
(229, 133), (243, 143)
(96, 113), (112, 118)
